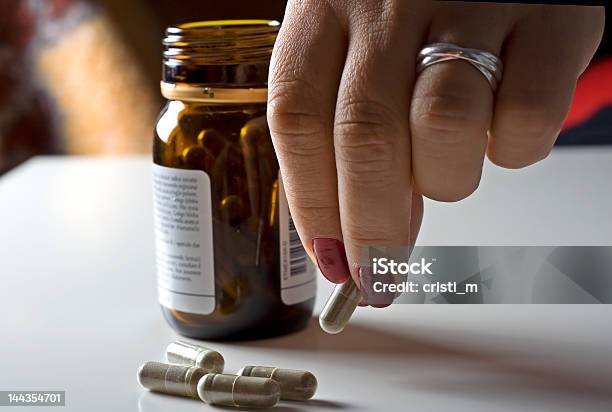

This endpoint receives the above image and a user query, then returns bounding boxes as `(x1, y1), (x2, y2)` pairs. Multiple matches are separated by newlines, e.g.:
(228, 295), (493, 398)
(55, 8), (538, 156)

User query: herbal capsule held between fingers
(165, 340), (225, 373)
(197, 373), (280, 408)
(319, 281), (363, 334)
(137, 361), (207, 398)
(238, 366), (317, 401)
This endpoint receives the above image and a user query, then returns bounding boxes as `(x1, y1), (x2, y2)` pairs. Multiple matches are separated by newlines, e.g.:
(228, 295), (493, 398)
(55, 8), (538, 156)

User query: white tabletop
(0, 150), (611, 412)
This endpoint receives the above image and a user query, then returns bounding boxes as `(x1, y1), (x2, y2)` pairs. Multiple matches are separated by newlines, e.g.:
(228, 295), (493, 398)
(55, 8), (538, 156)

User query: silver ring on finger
(416, 42), (503, 92)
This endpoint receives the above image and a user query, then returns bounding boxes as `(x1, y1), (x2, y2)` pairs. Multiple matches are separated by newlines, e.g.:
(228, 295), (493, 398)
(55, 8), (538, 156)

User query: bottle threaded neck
(162, 20), (279, 87)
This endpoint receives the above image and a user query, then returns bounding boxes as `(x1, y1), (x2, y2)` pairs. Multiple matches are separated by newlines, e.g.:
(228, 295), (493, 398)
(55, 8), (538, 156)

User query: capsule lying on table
(165, 340), (225, 373)
(238, 366), (317, 401)
(137, 361), (206, 398)
(197, 373), (280, 408)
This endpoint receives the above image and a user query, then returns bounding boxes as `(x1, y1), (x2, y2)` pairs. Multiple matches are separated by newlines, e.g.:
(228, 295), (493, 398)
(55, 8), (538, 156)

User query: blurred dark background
(0, 0), (609, 174)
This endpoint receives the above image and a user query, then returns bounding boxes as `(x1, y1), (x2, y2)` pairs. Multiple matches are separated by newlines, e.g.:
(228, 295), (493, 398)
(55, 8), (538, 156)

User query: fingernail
(359, 266), (394, 308)
(312, 238), (351, 284)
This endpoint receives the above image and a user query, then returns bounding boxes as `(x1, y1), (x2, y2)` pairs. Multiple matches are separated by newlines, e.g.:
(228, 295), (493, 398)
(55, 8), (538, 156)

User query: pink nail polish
(312, 238), (351, 284)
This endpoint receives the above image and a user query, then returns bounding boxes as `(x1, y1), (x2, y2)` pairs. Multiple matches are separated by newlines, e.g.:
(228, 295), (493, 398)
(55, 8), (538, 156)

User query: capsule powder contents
(197, 373), (280, 408)
(165, 340), (225, 373)
(319, 281), (363, 334)
(137, 361), (207, 398)
(238, 366), (317, 401)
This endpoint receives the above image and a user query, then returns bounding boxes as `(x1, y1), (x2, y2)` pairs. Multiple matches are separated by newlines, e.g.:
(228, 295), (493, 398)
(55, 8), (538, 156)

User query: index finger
(267, 0), (348, 281)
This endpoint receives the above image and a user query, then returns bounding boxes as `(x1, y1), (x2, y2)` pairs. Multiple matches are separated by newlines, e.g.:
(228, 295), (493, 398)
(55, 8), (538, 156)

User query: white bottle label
(152, 164), (215, 315)
(279, 176), (317, 305)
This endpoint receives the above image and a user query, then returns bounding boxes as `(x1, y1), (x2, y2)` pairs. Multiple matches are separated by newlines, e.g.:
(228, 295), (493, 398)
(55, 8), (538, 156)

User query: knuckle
(411, 93), (487, 142)
(284, 182), (336, 211)
(335, 99), (403, 180)
(336, 136), (396, 180)
(268, 107), (322, 138)
(285, 195), (339, 233)
(336, 97), (400, 136)
(268, 78), (322, 134)
(267, 79), (328, 158)
(271, 119), (328, 159)
(342, 212), (412, 247)
(293, 204), (339, 227)
(346, 226), (411, 248)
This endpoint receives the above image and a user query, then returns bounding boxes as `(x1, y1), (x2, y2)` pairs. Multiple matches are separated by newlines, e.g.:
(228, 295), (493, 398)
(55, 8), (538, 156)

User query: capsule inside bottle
(197, 373), (280, 408)
(165, 340), (225, 373)
(319, 281), (363, 334)
(238, 366), (317, 401)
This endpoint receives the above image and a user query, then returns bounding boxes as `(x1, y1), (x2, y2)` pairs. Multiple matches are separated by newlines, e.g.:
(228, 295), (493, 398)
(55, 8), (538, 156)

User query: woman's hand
(267, 0), (605, 299)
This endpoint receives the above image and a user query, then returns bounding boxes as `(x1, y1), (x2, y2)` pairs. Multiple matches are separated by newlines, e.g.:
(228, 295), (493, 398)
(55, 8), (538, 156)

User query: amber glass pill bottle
(152, 20), (316, 340)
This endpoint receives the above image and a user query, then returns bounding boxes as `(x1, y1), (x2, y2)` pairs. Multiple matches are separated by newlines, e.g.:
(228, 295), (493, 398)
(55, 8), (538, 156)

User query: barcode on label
(288, 216), (307, 276)
(279, 175), (316, 305)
